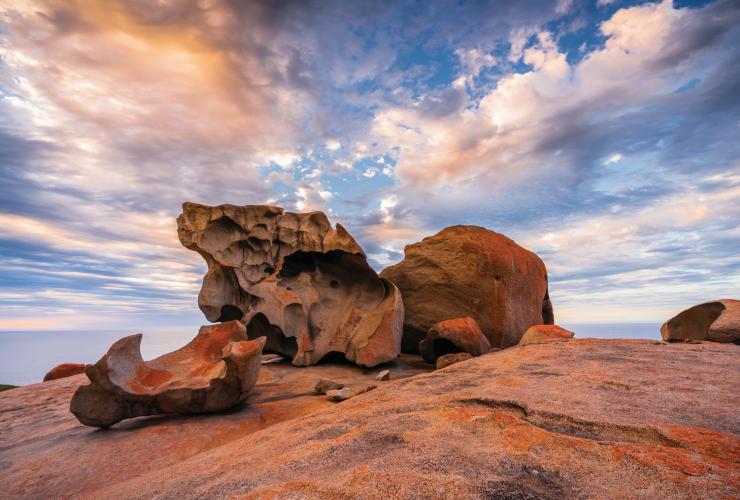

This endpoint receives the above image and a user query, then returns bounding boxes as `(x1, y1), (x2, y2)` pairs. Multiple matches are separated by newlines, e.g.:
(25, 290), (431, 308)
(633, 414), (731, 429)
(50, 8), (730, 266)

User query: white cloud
(603, 153), (622, 165)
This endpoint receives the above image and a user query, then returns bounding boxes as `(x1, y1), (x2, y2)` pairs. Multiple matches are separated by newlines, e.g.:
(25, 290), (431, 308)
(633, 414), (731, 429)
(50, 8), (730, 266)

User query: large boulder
(519, 324), (574, 346)
(177, 203), (403, 367)
(43, 363), (86, 382)
(381, 225), (553, 352)
(419, 317), (491, 363)
(70, 321), (264, 427)
(661, 299), (739, 343)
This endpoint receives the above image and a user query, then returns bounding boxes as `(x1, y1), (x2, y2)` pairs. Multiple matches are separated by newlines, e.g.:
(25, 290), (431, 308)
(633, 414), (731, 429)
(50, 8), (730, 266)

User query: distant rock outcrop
(177, 203), (403, 367)
(661, 299), (740, 343)
(381, 225), (553, 352)
(70, 321), (264, 427)
(519, 324), (574, 345)
(419, 317), (491, 363)
(43, 363), (86, 382)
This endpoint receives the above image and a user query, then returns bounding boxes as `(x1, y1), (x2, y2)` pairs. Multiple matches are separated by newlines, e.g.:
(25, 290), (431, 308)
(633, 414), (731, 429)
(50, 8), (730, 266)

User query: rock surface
(661, 299), (740, 343)
(0, 354), (429, 498)
(43, 363), (87, 382)
(519, 324), (575, 345)
(70, 321), (264, 427)
(177, 202), (403, 367)
(326, 386), (354, 401)
(381, 225), (553, 352)
(435, 351), (474, 369)
(314, 378), (344, 394)
(2, 340), (738, 499)
(419, 316), (491, 363)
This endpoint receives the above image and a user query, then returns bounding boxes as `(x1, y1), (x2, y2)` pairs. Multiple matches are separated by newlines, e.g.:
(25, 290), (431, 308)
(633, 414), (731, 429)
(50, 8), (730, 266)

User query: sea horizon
(0, 322), (661, 387)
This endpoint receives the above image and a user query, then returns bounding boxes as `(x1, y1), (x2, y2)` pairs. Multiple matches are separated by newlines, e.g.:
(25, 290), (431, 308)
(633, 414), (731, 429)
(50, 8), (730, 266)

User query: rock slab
(1, 340), (738, 499)
(177, 203), (403, 367)
(519, 324), (575, 345)
(381, 225), (553, 352)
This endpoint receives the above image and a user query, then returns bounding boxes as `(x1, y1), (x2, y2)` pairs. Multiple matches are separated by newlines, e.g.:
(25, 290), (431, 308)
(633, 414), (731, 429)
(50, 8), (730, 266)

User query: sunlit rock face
(381, 225), (554, 352)
(661, 299), (740, 343)
(70, 321), (264, 427)
(177, 202), (403, 367)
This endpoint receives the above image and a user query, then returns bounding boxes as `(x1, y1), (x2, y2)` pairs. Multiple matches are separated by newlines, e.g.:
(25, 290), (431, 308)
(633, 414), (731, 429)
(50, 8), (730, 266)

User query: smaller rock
(436, 352), (473, 369)
(661, 299), (739, 343)
(315, 379), (345, 395)
(357, 384), (378, 395)
(419, 317), (491, 363)
(43, 363), (87, 382)
(326, 387), (354, 401)
(376, 369), (390, 381)
(519, 324), (574, 346)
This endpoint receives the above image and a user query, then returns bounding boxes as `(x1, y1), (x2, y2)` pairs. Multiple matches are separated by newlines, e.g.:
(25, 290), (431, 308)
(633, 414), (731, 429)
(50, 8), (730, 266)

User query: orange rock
(519, 324), (574, 345)
(43, 363), (86, 382)
(177, 203), (403, 367)
(381, 225), (553, 351)
(435, 352), (473, 369)
(70, 321), (265, 427)
(419, 316), (491, 362)
(1, 340), (738, 499)
(661, 299), (740, 343)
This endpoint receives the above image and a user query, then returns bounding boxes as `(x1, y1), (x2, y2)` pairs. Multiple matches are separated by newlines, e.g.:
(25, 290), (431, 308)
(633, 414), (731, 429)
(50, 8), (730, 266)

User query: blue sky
(0, 0), (738, 330)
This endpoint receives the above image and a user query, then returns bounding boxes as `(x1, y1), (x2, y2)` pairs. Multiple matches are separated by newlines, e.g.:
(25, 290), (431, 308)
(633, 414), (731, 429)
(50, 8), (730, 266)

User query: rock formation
(70, 321), (264, 427)
(43, 363), (86, 382)
(4, 340), (738, 498)
(419, 317), (491, 363)
(519, 324), (575, 345)
(661, 299), (740, 343)
(381, 225), (553, 352)
(435, 352), (473, 369)
(177, 203), (403, 367)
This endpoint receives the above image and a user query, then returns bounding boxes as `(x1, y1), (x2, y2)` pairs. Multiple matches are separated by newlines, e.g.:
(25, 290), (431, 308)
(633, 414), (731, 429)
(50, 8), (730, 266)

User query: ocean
(0, 323), (661, 386)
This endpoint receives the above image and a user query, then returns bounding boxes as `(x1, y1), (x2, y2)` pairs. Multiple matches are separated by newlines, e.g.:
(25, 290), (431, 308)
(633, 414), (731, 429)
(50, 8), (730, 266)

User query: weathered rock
(0, 354), (430, 498)
(314, 378), (344, 394)
(435, 352), (474, 369)
(376, 369), (390, 381)
(70, 321), (264, 427)
(177, 202), (403, 367)
(3, 340), (736, 499)
(519, 324), (575, 345)
(661, 299), (740, 343)
(260, 354), (285, 364)
(357, 384), (378, 395)
(419, 317), (491, 363)
(326, 387), (354, 401)
(43, 363), (86, 382)
(380, 225), (553, 352)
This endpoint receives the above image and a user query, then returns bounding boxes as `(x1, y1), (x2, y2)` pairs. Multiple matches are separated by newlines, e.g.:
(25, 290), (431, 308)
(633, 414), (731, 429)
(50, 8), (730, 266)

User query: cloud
(0, 0), (738, 329)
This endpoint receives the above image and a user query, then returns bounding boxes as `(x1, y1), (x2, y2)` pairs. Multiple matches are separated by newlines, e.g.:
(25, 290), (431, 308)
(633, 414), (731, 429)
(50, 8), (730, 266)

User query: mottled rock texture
(43, 363), (86, 382)
(1, 340), (738, 499)
(519, 324), (575, 345)
(381, 225), (553, 352)
(178, 202), (403, 367)
(419, 316), (491, 363)
(435, 352), (474, 369)
(70, 321), (264, 427)
(661, 299), (740, 343)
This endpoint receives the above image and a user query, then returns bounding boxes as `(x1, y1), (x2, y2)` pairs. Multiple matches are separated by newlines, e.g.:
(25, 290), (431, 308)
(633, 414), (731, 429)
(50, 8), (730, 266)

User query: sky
(0, 0), (738, 331)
